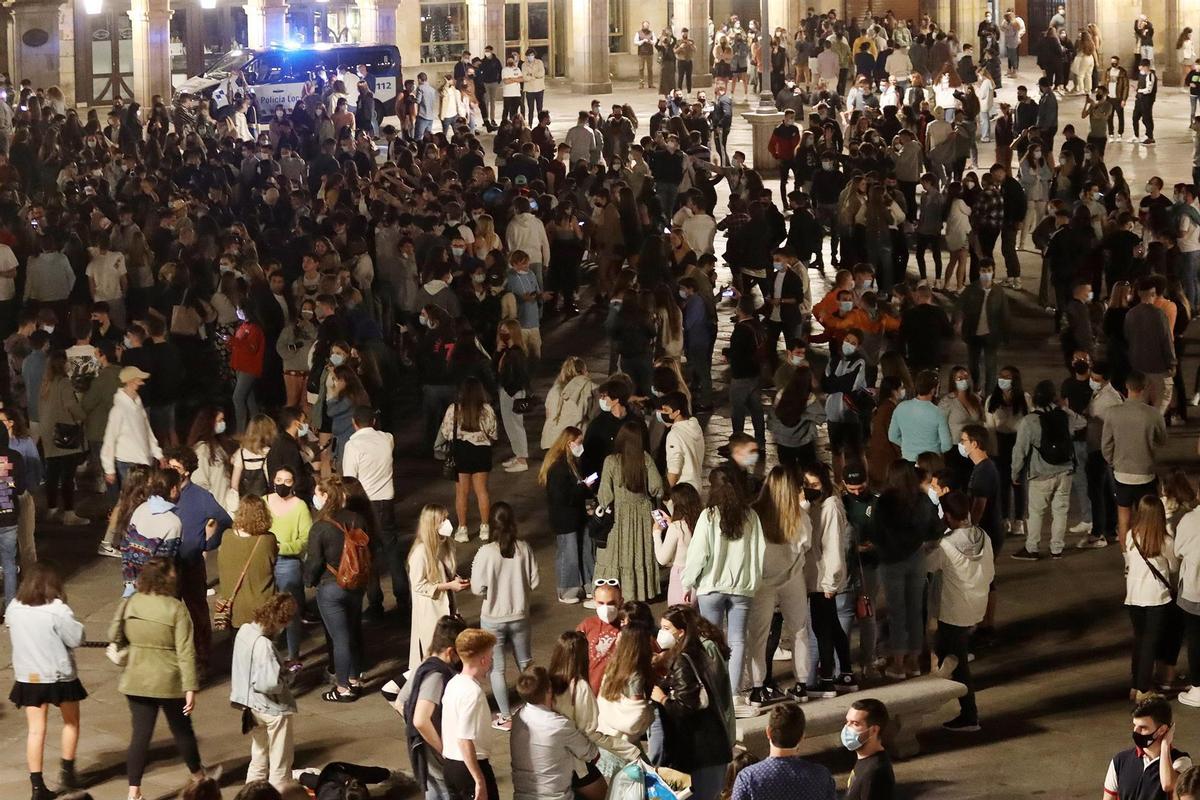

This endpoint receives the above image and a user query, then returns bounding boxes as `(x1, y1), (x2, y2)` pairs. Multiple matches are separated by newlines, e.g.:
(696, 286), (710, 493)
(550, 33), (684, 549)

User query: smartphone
(651, 509), (669, 530)
(721, 288), (735, 298)
(583, 472), (599, 487)
(530, 200), (539, 211)
(236, 307), (247, 322)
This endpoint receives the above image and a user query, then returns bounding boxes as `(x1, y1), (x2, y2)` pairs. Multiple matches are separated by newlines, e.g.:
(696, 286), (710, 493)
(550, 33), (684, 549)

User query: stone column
(468, 0), (503, 57)
(56, 0), (73, 103)
(1162, 0), (1200, 83)
(8, 0), (64, 98)
(245, 0), (287, 48)
(675, 0), (711, 86)
(567, 0), (610, 93)
(397, 0), (420, 72)
(742, 106), (784, 175)
(129, 0), (170, 106)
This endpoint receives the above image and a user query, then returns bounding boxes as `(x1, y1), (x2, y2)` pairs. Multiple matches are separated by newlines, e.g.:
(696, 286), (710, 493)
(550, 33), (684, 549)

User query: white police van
(174, 42), (401, 120)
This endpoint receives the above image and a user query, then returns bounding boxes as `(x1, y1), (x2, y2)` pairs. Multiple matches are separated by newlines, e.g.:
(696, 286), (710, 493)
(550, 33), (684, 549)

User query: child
(655, 482), (702, 605)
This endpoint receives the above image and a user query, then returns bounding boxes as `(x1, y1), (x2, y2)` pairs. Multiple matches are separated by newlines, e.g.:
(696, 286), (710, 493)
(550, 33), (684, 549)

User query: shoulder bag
(106, 597), (130, 666)
(170, 289), (203, 336)
(441, 405), (458, 480)
(679, 652), (710, 709)
(1131, 536), (1176, 601)
(854, 547), (875, 620)
(586, 502), (615, 548)
(214, 536), (264, 630)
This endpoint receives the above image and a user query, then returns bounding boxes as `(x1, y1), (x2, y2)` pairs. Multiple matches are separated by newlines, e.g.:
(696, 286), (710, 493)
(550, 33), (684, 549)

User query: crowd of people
(3, 3), (1200, 800)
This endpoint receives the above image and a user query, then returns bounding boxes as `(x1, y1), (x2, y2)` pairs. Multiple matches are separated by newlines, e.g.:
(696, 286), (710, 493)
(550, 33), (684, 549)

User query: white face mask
(899, 387), (907, 399)
(1089, 378), (1102, 391)
(955, 379), (970, 392)
(214, 420), (226, 435)
(313, 493), (326, 511)
(599, 397), (613, 413)
(569, 442), (584, 457)
(596, 604), (617, 624)
(997, 378), (1013, 391)
(330, 353), (346, 367)
(438, 519), (454, 537)
(736, 452), (760, 468)
(42, 325), (54, 334)
(789, 354), (805, 366)
(926, 486), (940, 505)
(957, 442), (970, 457)
(656, 628), (677, 651)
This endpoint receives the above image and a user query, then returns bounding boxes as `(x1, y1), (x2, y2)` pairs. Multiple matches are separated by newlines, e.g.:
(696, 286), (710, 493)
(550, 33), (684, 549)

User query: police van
(173, 42), (401, 121)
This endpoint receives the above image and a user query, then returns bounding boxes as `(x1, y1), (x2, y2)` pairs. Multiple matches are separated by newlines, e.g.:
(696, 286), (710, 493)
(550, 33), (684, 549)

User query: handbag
(680, 652), (710, 709)
(854, 548), (875, 620)
(1132, 536), (1176, 600)
(440, 406), (459, 481)
(53, 422), (83, 450)
(512, 394), (536, 414)
(213, 536), (264, 630)
(585, 503), (615, 548)
(170, 289), (203, 336)
(106, 598), (130, 666)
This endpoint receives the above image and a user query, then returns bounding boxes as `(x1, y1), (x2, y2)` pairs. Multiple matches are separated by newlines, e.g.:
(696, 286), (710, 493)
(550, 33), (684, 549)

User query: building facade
(2, 0), (1196, 108)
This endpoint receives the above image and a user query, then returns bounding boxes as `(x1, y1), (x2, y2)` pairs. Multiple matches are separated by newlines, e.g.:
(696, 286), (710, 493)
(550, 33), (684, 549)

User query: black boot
(59, 759), (78, 791)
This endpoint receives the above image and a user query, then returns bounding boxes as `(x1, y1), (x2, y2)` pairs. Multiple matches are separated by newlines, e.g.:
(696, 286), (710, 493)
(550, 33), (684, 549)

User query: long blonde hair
(497, 319), (526, 355)
(1130, 496), (1169, 558)
(408, 503), (452, 585)
(241, 414), (278, 455)
(754, 466), (808, 546)
(539, 426), (582, 486)
(553, 356), (587, 390)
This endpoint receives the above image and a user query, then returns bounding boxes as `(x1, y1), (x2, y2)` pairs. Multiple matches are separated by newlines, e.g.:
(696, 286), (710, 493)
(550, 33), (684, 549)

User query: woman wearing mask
(801, 462), (856, 697)
(1124, 496), (1179, 699)
(940, 366), (984, 485)
(121, 469), (184, 593)
(495, 319), (532, 473)
(230, 593), (298, 790)
(656, 482), (703, 606)
(471, 502), (540, 729)
(185, 407), (232, 509)
(682, 464), (766, 713)
(325, 365), (371, 470)
(406, 504), (470, 670)
(985, 366), (1030, 538)
(541, 356), (596, 450)
(110, 558), (215, 798)
(38, 350), (87, 526)
(8, 563), (86, 800)
(439, 377), (497, 543)
(540, 427), (593, 603)
(865, 460), (944, 680)
(1018, 145), (1052, 251)
(548, 631), (612, 800)
(230, 414), (277, 509)
(867, 377), (905, 486)
(595, 627), (656, 775)
(217, 495), (279, 629)
(769, 365), (825, 470)
(606, 292), (657, 397)
(267, 466), (311, 667)
(312, 340), (353, 474)
(277, 299), (317, 411)
(230, 302), (266, 435)
(595, 421), (664, 602)
(651, 606), (735, 800)
(943, 181), (973, 293)
(746, 467), (812, 704)
(303, 477), (369, 702)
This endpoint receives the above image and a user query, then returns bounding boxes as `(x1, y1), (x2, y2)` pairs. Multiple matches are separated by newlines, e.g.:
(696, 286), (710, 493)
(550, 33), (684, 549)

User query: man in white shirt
(661, 392), (705, 488)
(501, 55), (524, 123)
(342, 406), (402, 618)
(442, 628), (500, 800)
(677, 192), (717, 255)
(86, 236), (129, 328)
(100, 366), (162, 495)
(510, 666), (598, 800)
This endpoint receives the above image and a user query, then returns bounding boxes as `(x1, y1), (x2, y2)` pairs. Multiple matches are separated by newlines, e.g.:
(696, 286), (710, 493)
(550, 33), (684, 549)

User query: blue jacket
(176, 481), (232, 563)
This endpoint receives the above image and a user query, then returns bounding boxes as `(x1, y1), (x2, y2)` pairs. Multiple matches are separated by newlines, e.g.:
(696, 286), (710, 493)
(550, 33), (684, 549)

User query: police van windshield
(206, 50), (254, 77)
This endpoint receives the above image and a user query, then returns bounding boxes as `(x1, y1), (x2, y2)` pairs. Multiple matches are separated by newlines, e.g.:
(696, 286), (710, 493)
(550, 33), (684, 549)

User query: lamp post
(741, 0), (784, 175)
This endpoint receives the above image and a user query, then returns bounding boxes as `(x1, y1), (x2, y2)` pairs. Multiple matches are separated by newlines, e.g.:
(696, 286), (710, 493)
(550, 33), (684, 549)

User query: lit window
(420, 1), (468, 63)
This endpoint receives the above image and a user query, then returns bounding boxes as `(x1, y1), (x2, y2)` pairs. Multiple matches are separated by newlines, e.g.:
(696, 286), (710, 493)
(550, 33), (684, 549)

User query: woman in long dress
(594, 421), (663, 602)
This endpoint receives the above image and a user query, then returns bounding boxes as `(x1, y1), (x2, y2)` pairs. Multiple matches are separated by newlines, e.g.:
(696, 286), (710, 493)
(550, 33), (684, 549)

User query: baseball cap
(843, 464), (867, 486)
(119, 366), (150, 383)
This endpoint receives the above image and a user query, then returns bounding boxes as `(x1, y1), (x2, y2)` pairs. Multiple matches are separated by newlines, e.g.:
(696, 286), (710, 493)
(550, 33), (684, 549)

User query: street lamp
(84, 0), (103, 14)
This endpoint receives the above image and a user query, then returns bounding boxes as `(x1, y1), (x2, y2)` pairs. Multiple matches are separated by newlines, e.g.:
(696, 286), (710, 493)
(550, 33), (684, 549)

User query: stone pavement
(3, 67), (1200, 799)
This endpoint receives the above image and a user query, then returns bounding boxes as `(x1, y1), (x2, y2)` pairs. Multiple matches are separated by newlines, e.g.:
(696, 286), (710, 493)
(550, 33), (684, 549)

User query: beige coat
(39, 375), (85, 457)
(406, 542), (457, 670)
(540, 375), (597, 449)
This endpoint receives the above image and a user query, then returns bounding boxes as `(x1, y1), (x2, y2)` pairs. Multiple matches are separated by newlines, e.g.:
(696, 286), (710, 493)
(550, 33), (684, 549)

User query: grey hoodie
(927, 525), (994, 627)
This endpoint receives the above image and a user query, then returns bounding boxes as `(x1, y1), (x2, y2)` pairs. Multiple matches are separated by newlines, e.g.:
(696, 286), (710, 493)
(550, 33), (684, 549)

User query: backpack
(237, 448), (271, 497)
(326, 520), (372, 591)
(1034, 408), (1074, 465)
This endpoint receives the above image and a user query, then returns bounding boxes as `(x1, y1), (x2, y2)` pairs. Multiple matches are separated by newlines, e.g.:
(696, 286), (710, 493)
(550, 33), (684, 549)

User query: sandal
(322, 688), (357, 703)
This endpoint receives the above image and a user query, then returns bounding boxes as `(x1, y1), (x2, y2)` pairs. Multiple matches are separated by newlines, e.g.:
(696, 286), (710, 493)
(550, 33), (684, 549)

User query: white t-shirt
(1108, 66), (1121, 97)
(0, 243), (16, 300)
(441, 673), (492, 761)
(501, 66), (524, 97)
(86, 251), (128, 301)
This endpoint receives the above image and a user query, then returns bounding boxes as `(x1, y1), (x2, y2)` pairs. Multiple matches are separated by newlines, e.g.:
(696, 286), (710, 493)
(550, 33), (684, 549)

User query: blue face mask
(839, 300), (854, 313)
(842, 341), (857, 356)
(841, 724), (867, 751)
(997, 377), (1013, 391)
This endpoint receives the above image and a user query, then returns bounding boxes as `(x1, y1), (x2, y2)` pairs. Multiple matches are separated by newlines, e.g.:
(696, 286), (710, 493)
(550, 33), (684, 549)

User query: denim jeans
(689, 762), (729, 800)
(414, 117), (433, 141)
(1025, 472), (1072, 555)
(0, 524), (17, 606)
(686, 340), (715, 407)
(481, 618), (532, 717)
(555, 530), (594, 594)
(880, 551), (926, 655)
(699, 592), (752, 694)
(728, 377), (765, 447)
(317, 581), (364, 686)
(274, 557), (305, 660)
(1181, 250), (1200, 311)
(106, 458), (139, 505)
(233, 370), (259, 434)
(806, 590), (854, 681)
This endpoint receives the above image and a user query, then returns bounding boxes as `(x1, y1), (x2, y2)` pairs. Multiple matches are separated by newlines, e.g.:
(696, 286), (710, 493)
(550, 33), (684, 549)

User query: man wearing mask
(414, 72), (438, 141)
(725, 296), (767, 453)
(1132, 58), (1158, 145)
(576, 580), (623, 690)
(500, 55), (524, 123)
(268, 407), (314, 502)
(843, 699), (895, 799)
(1102, 696), (1189, 800)
(674, 28), (697, 93)
(634, 21), (655, 89)
(401, 615), (468, 800)
(956, 259), (1009, 394)
(660, 392), (704, 488)
(1036, 77), (1059, 154)
(478, 46), (503, 130)
(1079, 361), (1122, 549)
(521, 49), (546, 121)
(710, 83), (734, 166)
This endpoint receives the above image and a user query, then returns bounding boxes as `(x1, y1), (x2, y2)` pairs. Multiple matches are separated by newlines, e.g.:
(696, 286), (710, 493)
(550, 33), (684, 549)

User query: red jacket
(229, 322), (265, 377)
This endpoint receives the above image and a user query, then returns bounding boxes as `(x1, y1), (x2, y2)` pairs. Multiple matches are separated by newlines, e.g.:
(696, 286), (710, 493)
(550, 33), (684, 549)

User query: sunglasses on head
(594, 578), (620, 587)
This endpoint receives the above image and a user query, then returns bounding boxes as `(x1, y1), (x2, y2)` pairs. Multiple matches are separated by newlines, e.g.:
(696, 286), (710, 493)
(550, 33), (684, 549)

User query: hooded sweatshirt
(926, 525), (995, 627)
(664, 416), (706, 488)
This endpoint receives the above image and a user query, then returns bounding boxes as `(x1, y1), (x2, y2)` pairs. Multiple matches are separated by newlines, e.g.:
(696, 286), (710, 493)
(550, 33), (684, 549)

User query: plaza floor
(3, 65), (1200, 799)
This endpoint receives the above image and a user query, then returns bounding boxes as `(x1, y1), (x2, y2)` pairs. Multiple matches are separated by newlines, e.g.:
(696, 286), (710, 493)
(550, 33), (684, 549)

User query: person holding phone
(540, 426), (594, 604)
(407, 504), (470, 671)
(229, 302), (266, 435)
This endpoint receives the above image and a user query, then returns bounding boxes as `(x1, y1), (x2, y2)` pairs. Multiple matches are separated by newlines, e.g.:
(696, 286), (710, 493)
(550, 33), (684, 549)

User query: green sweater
(269, 497), (312, 557)
(681, 507), (766, 597)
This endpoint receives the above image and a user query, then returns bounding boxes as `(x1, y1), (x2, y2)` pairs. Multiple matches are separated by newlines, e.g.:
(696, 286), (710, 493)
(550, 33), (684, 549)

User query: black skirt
(10, 679), (88, 708)
(453, 440), (492, 475)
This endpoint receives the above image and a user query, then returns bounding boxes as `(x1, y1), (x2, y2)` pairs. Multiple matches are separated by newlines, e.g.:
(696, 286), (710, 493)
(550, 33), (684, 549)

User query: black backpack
(237, 449), (271, 497)
(1035, 408), (1074, 465)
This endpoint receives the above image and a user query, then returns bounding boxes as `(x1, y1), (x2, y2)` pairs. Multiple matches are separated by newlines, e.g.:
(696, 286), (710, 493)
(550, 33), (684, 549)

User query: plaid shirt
(976, 187), (1005, 229)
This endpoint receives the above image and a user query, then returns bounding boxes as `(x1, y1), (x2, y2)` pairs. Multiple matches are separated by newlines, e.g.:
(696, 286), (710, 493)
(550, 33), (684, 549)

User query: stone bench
(735, 678), (967, 759)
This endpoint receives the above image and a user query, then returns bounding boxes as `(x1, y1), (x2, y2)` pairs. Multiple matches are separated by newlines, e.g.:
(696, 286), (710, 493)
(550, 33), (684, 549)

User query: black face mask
(1073, 360), (1090, 375)
(803, 487), (822, 503)
(274, 483), (293, 498)
(1132, 729), (1158, 750)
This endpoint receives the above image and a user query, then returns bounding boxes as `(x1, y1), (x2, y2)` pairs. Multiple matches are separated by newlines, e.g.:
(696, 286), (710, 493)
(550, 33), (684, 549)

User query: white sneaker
(503, 460), (529, 473)
(1076, 535), (1110, 549)
(96, 542), (121, 558)
(501, 457), (518, 468)
(453, 525), (469, 543)
(1127, 135), (1140, 143)
(1191, 392), (1200, 407)
(45, 507), (60, 521)
(1180, 686), (1200, 707)
(1069, 521), (1093, 534)
(1012, 277), (1022, 291)
(733, 697), (761, 718)
(773, 647), (793, 662)
(478, 523), (491, 541)
(558, 592), (581, 605)
(60, 510), (89, 527)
